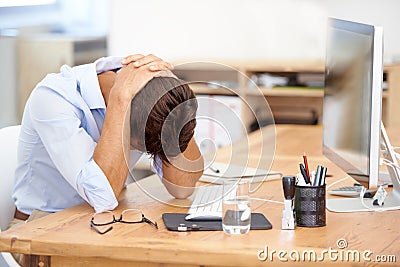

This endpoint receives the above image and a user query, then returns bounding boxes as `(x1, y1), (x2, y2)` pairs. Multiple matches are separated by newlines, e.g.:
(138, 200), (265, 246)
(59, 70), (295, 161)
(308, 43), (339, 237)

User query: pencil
(303, 153), (310, 180)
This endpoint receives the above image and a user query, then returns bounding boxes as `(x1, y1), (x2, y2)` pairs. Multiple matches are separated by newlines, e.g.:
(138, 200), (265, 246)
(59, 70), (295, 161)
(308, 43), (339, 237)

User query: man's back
(12, 58), (123, 215)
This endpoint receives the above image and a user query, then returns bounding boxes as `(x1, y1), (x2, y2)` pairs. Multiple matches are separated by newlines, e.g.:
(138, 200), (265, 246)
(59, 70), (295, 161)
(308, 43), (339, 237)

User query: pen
(296, 173), (307, 186)
(320, 166), (327, 186)
(303, 153), (310, 180)
(209, 166), (220, 173)
(299, 164), (311, 185)
(310, 170), (316, 185)
(314, 165), (322, 186)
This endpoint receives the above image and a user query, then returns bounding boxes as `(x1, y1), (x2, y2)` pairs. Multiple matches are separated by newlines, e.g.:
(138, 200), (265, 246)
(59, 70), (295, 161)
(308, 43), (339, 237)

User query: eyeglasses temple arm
(90, 221), (113, 234)
(143, 217), (158, 229)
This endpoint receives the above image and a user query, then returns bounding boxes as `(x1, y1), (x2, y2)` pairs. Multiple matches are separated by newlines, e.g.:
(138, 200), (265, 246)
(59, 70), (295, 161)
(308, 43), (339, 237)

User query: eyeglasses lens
(121, 209), (143, 223)
(92, 212), (114, 225)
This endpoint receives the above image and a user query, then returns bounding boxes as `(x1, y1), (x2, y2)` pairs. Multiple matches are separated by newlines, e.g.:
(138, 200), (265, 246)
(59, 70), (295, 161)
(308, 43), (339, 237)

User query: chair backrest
(0, 125), (21, 232)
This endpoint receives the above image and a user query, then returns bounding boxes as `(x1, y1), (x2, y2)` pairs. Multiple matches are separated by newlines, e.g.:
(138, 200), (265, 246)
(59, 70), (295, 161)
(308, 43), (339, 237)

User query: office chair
(0, 125), (21, 267)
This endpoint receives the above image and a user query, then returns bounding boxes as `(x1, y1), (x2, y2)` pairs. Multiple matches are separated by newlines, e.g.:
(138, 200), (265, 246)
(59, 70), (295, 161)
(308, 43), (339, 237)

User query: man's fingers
(121, 54), (145, 65)
(154, 70), (178, 79)
(165, 62), (174, 70)
(148, 62), (173, 71)
(152, 60), (173, 70)
(133, 54), (161, 67)
(125, 54), (173, 71)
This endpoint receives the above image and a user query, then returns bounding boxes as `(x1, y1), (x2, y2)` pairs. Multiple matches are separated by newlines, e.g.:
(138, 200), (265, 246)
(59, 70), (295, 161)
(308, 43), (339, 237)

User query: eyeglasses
(90, 209), (158, 234)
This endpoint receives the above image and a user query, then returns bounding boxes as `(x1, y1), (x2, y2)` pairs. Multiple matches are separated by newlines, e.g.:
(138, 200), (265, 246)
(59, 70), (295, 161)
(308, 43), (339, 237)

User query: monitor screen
(323, 18), (383, 184)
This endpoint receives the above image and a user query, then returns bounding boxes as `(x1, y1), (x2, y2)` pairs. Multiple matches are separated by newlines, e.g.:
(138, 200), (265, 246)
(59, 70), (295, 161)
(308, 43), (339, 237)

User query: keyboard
(186, 185), (235, 221)
(329, 186), (375, 197)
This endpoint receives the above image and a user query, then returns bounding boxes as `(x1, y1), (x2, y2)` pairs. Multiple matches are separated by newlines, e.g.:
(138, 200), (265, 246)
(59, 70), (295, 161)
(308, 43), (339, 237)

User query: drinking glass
(222, 178), (251, 234)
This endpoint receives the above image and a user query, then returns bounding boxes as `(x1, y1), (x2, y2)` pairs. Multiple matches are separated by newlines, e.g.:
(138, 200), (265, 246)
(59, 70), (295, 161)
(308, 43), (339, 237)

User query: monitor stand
(327, 122), (400, 212)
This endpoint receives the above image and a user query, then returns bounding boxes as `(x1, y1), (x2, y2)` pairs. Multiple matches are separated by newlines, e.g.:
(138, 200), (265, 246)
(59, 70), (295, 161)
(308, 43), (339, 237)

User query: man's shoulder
(26, 71), (83, 118)
(38, 66), (77, 90)
(27, 84), (82, 120)
(30, 68), (80, 103)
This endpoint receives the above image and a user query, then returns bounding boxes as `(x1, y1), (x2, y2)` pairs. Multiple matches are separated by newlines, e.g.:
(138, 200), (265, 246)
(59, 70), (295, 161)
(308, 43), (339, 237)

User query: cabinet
(173, 61), (400, 130)
(17, 34), (107, 118)
(0, 34), (18, 127)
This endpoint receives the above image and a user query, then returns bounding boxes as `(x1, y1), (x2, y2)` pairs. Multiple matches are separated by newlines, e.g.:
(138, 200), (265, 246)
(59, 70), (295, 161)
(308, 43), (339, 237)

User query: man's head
(130, 77), (197, 163)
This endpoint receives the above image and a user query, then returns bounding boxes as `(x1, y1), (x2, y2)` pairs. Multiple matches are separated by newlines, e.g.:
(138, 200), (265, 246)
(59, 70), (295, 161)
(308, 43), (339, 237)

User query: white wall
(109, 0), (400, 63)
(0, 0), (108, 34)
(58, 0), (109, 34)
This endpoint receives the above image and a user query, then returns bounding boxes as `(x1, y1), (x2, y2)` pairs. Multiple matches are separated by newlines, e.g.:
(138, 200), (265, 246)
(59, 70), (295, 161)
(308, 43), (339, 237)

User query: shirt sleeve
(28, 87), (118, 213)
(95, 56), (124, 73)
(151, 155), (164, 179)
(128, 149), (164, 179)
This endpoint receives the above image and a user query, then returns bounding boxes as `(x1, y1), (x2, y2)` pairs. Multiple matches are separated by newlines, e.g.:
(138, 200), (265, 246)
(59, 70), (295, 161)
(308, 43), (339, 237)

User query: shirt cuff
(94, 56), (124, 74)
(76, 159), (118, 213)
(151, 155), (163, 179)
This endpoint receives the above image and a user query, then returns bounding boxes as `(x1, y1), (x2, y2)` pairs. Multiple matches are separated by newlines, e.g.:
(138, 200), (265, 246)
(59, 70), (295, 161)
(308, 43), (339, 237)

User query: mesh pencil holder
(294, 184), (326, 227)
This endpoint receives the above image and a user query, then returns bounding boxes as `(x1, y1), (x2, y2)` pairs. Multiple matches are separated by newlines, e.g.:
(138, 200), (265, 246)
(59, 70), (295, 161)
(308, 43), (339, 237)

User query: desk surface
(1, 125), (399, 266)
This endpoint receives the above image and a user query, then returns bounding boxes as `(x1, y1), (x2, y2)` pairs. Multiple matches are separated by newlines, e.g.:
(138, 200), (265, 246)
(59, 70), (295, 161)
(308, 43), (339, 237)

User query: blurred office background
(1, 0), (400, 128)
(1, 3), (399, 265)
(1, 4), (400, 265)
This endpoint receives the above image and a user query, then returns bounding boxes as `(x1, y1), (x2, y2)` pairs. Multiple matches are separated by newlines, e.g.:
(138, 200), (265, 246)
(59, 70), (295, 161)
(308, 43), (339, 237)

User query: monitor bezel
(322, 18), (383, 190)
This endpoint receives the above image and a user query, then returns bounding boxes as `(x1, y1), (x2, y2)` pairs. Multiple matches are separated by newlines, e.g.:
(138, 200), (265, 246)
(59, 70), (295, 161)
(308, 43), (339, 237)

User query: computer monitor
(323, 18), (400, 212)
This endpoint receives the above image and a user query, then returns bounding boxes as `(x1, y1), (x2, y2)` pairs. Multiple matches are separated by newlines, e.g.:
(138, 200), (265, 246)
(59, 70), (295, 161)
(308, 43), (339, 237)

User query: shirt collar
(71, 57), (124, 110)
(72, 63), (106, 110)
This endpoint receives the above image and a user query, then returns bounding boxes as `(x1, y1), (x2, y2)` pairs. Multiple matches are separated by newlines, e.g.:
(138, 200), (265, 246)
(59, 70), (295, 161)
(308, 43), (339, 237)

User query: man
(11, 54), (204, 222)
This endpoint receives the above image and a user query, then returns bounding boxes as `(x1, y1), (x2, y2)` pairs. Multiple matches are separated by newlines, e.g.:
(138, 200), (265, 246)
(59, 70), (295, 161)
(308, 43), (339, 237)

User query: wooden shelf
(190, 85), (325, 98)
(247, 87), (323, 97)
(240, 60), (325, 73)
(189, 84), (237, 96)
(173, 59), (325, 72)
(175, 61), (400, 128)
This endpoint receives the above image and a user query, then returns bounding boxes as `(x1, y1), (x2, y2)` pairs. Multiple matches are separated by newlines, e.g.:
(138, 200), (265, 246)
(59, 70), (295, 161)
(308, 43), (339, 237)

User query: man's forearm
(93, 95), (131, 198)
(92, 54), (174, 199)
(162, 138), (204, 198)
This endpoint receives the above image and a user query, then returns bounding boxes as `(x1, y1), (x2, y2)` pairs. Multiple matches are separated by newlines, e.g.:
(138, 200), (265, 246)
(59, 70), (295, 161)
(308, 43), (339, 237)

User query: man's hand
(121, 54), (173, 70)
(94, 54), (173, 199)
(111, 54), (174, 102)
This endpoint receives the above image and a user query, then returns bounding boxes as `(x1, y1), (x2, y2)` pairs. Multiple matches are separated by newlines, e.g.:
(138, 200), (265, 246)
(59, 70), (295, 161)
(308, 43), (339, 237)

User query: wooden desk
(1, 125), (399, 266)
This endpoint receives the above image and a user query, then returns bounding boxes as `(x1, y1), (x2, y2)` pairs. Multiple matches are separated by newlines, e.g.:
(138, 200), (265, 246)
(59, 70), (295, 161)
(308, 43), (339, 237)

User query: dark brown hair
(130, 77), (197, 163)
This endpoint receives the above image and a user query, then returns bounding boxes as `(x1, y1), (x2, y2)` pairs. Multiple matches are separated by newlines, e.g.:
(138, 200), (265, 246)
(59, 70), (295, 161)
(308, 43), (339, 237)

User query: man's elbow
(170, 188), (195, 199)
(162, 178), (197, 199)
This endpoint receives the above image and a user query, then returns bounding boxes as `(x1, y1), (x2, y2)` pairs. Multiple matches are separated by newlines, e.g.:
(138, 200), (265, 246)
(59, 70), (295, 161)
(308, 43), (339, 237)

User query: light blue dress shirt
(12, 56), (162, 214)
